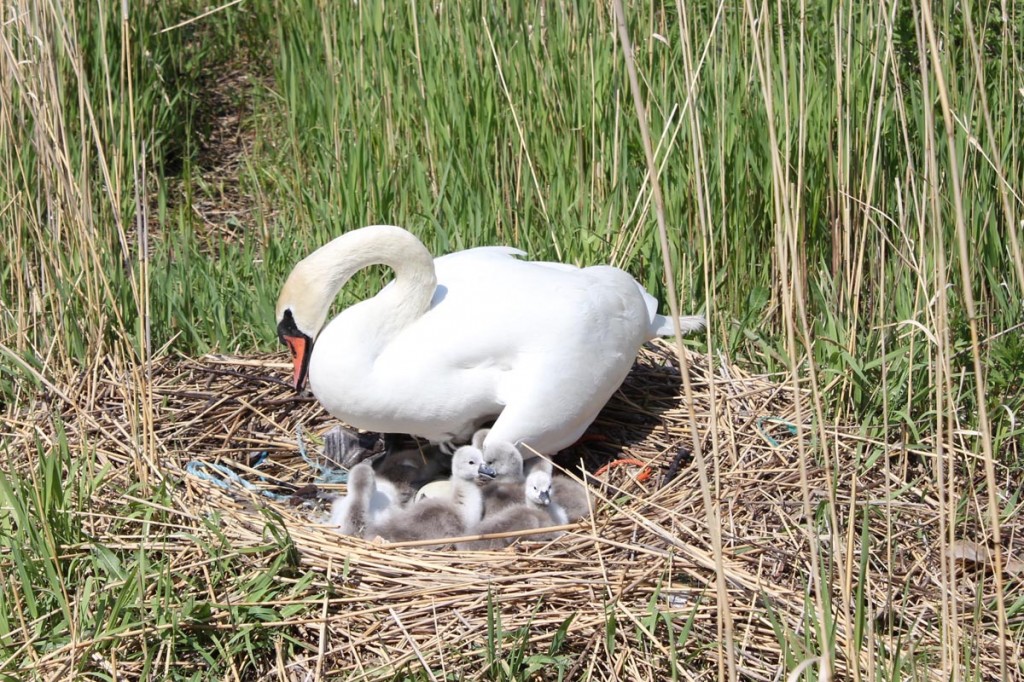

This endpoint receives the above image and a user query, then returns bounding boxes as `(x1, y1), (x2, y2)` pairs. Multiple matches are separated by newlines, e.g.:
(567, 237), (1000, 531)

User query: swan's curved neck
(286, 225), (437, 340)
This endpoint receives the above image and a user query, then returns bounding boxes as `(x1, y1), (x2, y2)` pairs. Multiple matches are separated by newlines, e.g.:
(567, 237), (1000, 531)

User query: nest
(14, 340), (1020, 679)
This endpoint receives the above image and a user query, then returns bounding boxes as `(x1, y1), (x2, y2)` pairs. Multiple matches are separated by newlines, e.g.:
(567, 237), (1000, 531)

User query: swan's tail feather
(651, 314), (705, 337)
(635, 283), (704, 337)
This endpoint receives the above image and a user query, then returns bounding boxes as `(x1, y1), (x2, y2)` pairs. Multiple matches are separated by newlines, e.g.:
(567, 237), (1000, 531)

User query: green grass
(0, 412), (323, 679)
(1, 0), (1022, 678)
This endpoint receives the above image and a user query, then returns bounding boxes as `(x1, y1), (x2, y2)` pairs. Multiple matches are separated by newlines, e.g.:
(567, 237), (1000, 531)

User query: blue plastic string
(295, 424), (349, 484)
(185, 425), (351, 499)
(184, 459), (290, 502)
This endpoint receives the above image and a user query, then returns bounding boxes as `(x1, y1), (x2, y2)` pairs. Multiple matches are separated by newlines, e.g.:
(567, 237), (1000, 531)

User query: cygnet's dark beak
(477, 464), (497, 481)
(538, 490), (551, 505)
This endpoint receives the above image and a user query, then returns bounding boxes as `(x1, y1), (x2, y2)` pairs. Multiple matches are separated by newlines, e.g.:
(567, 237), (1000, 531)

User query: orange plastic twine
(595, 457), (653, 483)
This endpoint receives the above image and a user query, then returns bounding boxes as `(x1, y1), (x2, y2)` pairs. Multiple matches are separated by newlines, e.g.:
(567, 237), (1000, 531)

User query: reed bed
(3, 0), (1021, 677)
(7, 340), (1017, 680)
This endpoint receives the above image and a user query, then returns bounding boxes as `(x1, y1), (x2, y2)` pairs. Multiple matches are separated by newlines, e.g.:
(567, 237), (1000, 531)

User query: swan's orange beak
(282, 334), (311, 391)
(277, 309), (313, 392)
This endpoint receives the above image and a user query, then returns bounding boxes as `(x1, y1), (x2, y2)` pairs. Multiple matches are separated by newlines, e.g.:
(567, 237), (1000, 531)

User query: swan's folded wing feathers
(651, 313), (706, 336)
(433, 246), (527, 265)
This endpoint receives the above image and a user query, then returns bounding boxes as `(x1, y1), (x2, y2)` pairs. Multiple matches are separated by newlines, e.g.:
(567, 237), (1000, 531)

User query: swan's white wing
(382, 257), (653, 419)
(379, 246), (528, 306)
(433, 245), (527, 263)
(453, 257), (681, 337)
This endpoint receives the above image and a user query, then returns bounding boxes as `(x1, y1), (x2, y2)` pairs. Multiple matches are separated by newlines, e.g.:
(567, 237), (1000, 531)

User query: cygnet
(458, 469), (561, 550)
(471, 428), (490, 449)
(368, 445), (486, 546)
(550, 474), (590, 521)
(524, 457), (591, 522)
(411, 427), (490, 503)
(329, 463), (395, 537)
(479, 440), (527, 517)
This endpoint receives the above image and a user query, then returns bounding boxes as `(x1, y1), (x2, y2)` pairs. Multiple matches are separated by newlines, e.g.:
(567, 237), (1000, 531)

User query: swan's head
(275, 225), (438, 391)
(276, 260), (333, 391)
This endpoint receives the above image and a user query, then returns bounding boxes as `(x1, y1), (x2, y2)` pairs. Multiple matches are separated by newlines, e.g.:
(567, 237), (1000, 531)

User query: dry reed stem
(611, 2), (737, 678)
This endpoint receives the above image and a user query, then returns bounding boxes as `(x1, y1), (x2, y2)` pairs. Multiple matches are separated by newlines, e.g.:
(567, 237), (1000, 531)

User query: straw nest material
(20, 339), (1022, 679)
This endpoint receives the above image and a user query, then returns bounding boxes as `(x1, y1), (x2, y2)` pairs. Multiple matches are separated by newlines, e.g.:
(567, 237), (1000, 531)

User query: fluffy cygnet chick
(329, 463), (394, 537)
(525, 457), (591, 522)
(479, 440), (527, 517)
(368, 445), (486, 546)
(410, 427), (490, 503)
(458, 469), (561, 550)
(550, 475), (590, 522)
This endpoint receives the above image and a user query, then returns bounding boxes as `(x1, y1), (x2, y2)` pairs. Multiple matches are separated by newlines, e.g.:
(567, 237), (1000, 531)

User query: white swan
(276, 225), (703, 455)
